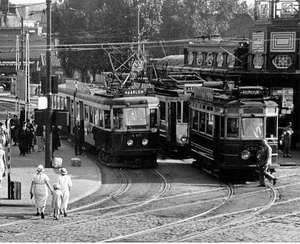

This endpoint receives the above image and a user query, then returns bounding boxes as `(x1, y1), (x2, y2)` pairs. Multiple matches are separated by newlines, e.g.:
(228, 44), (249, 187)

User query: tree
(52, 0), (163, 82)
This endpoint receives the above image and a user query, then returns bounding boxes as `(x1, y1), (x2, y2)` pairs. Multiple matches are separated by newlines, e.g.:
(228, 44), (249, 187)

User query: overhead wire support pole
(45, 0), (53, 168)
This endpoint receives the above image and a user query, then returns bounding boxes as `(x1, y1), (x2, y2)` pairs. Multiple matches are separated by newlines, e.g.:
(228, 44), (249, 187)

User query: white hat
(59, 167), (68, 175)
(36, 165), (44, 172)
(53, 183), (60, 190)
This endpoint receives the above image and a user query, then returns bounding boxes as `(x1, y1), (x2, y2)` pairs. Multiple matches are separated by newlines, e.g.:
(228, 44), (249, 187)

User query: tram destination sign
(238, 86), (264, 99)
(122, 87), (154, 96)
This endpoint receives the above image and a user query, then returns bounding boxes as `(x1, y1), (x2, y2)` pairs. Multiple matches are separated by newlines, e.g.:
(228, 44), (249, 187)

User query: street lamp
(45, 0), (52, 168)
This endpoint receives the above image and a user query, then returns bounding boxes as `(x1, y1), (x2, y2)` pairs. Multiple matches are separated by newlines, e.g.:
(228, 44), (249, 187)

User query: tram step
(71, 158), (81, 167)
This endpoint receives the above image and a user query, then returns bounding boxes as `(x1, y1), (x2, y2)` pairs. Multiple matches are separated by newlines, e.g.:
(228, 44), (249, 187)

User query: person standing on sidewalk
(282, 122), (293, 158)
(18, 121), (29, 156)
(35, 124), (44, 152)
(0, 143), (6, 189)
(73, 121), (83, 155)
(257, 139), (277, 187)
(57, 167), (72, 217)
(10, 115), (20, 146)
(30, 165), (53, 219)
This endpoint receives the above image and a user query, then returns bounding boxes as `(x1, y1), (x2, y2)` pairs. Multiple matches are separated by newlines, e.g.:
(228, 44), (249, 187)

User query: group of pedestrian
(7, 112), (45, 156)
(30, 165), (72, 220)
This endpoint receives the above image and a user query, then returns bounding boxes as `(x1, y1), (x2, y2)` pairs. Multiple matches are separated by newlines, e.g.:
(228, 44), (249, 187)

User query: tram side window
(192, 110), (199, 130)
(104, 110), (111, 129)
(76, 102), (80, 120)
(220, 117), (225, 137)
(89, 106), (94, 123)
(160, 101), (166, 121)
(206, 113), (213, 135)
(113, 108), (124, 130)
(94, 107), (98, 126)
(199, 111), (205, 132)
(242, 118), (263, 139)
(99, 109), (104, 127)
(84, 105), (89, 122)
(266, 117), (277, 138)
(150, 108), (158, 128)
(227, 118), (239, 138)
(183, 101), (189, 123)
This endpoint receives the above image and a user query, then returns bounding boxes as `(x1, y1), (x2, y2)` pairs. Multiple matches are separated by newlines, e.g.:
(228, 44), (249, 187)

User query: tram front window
(124, 108), (147, 129)
(242, 118), (263, 139)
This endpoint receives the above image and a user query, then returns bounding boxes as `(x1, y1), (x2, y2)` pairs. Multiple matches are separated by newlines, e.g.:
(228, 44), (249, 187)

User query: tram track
(1, 168), (300, 242)
(0, 168), (231, 241)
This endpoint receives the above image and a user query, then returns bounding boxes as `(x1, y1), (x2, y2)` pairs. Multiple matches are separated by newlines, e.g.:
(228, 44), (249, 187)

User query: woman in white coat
(0, 143), (6, 188)
(58, 167), (72, 217)
(30, 165), (53, 218)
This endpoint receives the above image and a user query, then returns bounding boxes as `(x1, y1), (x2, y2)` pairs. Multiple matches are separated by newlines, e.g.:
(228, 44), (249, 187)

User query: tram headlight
(181, 135), (187, 142)
(127, 139), (133, 146)
(142, 139), (148, 146)
(241, 150), (251, 160)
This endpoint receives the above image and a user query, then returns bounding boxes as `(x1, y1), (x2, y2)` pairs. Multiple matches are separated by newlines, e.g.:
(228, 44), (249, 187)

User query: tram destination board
(238, 86), (264, 99)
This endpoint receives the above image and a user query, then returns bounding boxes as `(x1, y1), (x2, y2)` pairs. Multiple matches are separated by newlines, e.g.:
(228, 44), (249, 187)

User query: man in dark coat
(18, 121), (29, 156)
(10, 115), (20, 146)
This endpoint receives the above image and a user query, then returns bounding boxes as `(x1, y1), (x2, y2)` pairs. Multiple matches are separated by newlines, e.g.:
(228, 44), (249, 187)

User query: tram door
(214, 115), (221, 165)
(168, 102), (177, 142)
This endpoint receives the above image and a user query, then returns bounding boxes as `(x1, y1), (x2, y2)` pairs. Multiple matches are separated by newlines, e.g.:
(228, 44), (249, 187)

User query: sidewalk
(278, 148), (300, 166)
(0, 139), (102, 216)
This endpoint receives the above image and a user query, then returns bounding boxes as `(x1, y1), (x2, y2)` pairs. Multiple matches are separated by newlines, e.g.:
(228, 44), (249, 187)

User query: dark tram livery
(189, 86), (279, 179)
(55, 80), (160, 168)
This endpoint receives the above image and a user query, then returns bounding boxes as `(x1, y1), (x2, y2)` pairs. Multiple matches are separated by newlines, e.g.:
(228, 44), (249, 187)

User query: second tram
(189, 86), (279, 179)
(55, 80), (161, 168)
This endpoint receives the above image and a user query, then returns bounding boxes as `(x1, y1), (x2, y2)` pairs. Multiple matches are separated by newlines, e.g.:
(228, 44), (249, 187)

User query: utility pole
(45, 0), (53, 168)
(21, 17), (24, 70)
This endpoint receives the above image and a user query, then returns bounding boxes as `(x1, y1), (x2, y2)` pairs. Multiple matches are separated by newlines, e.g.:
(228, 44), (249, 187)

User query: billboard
(17, 70), (26, 101)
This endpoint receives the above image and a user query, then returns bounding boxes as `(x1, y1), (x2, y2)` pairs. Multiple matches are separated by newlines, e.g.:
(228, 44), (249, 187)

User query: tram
(151, 72), (204, 156)
(189, 85), (279, 179)
(55, 80), (160, 168)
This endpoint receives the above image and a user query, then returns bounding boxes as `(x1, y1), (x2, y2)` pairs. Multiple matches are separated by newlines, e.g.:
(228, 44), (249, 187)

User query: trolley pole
(45, 0), (53, 168)
(6, 112), (11, 199)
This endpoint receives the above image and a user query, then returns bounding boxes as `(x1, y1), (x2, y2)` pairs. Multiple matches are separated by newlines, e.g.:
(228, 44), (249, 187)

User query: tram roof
(191, 86), (278, 107)
(58, 83), (159, 106)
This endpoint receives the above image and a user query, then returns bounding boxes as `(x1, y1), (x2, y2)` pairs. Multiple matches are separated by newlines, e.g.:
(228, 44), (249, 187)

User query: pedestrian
(0, 143), (7, 189)
(52, 125), (61, 155)
(282, 122), (293, 158)
(10, 114), (20, 146)
(58, 167), (72, 217)
(73, 121), (83, 155)
(51, 183), (63, 220)
(18, 121), (29, 156)
(19, 107), (25, 125)
(30, 164), (53, 219)
(0, 122), (7, 147)
(35, 124), (44, 152)
(26, 119), (35, 153)
(257, 139), (277, 187)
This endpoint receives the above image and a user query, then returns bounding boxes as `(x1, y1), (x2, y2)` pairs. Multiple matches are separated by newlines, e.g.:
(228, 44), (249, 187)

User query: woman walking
(58, 168), (72, 217)
(30, 165), (53, 219)
(0, 143), (6, 189)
